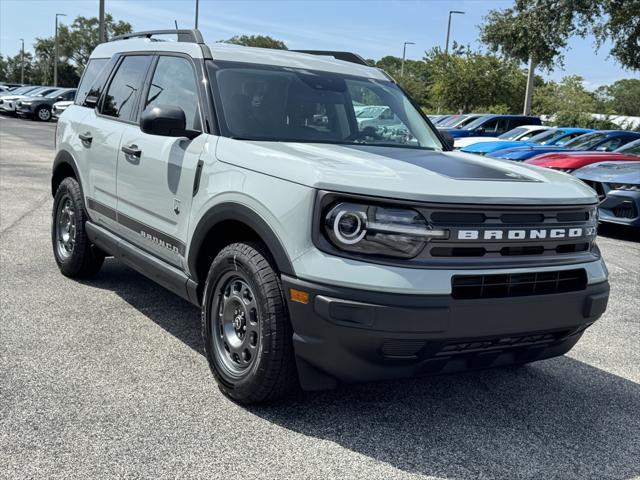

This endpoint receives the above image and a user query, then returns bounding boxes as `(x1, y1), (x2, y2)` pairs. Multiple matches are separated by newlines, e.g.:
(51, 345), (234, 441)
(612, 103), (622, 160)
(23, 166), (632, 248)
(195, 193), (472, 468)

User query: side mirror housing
(440, 130), (455, 150)
(140, 104), (199, 139)
(56, 96), (64, 102)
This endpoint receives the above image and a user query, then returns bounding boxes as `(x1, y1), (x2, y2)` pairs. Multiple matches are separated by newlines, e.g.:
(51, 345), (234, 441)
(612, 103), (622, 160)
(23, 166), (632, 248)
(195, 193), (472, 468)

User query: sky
(0, 0), (636, 89)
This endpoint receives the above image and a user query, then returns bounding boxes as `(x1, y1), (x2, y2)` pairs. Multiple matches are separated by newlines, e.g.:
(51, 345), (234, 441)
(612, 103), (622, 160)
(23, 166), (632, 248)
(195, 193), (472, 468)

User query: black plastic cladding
(312, 190), (600, 270)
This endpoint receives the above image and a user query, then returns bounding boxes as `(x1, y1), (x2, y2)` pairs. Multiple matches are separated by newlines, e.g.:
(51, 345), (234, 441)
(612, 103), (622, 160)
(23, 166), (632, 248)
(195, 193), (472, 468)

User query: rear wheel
(52, 177), (104, 277)
(202, 242), (297, 403)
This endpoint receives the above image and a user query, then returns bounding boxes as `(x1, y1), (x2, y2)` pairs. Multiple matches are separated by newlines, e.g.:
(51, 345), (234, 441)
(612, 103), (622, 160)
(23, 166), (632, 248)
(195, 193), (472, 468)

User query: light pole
(195, 0), (199, 28)
(400, 41), (415, 77)
(99, 0), (105, 43)
(54, 13), (67, 87)
(19, 38), (24, 84)
(445, 10), (465, 54)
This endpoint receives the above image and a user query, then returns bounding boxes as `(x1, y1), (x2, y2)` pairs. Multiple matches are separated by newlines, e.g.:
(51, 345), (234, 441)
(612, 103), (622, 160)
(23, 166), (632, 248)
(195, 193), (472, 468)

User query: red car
(524, 151), (640, 173)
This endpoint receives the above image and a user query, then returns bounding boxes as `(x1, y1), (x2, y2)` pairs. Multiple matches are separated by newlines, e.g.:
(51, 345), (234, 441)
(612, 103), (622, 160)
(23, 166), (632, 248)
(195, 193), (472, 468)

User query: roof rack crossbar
(292, 50), (369, 66)
(110, 29), (204, 44)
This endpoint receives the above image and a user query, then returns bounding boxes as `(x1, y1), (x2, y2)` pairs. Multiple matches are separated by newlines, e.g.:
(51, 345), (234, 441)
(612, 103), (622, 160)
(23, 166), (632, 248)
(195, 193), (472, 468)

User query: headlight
(21, 101), (33, 106)
(610, 183), (639, 192)
(323, 202), (448, 258)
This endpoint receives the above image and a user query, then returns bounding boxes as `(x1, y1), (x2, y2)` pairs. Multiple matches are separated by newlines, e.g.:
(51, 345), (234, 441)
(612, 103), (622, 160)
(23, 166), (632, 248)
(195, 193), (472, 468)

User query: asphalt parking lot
(1, 115), (639, 480)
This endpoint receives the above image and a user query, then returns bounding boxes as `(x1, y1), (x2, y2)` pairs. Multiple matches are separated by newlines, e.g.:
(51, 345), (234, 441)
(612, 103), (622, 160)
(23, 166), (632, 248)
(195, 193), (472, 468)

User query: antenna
(174, 20), (179, 29)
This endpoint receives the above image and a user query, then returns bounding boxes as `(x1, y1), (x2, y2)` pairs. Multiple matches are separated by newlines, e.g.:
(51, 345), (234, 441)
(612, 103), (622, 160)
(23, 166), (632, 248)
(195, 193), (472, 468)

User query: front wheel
(35, 105), (52, 121)
(201, 242), (297, 403)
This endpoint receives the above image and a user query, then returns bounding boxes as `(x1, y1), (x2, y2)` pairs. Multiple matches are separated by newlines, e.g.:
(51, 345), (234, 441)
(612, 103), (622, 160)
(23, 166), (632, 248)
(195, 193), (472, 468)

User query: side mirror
(56, 96), (64, 102)
(440, 130), (455, 150)
(140, 104), (199, 139)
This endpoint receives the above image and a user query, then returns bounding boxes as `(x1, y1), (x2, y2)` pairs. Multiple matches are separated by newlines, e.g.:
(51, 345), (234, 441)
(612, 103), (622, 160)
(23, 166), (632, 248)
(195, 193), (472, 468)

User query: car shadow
(87, 259), (639, 479)
(598, 222), (640, 242)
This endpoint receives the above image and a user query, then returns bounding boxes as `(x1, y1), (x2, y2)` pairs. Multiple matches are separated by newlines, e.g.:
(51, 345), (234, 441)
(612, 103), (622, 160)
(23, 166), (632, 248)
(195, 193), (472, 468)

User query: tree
(223, 35), (287, 50)
(595, 79), (640, 117)
(371, 56), (432, 107)
(592, 0), (640, 70)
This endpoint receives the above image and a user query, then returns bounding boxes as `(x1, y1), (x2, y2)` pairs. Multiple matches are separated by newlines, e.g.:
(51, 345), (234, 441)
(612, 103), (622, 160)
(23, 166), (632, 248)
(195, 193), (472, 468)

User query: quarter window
(145, 56), (201, 131)
(75, 58), (108, 106)
(101, 55), (152, 120)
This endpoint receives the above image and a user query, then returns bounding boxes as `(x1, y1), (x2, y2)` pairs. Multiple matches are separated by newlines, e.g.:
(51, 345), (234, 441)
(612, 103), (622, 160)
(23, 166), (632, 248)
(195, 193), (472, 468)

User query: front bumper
(598, 190), (640, 227)
(283, 274), (609, 390)
(0, 101), (16, 113)
(16, 104), (35, 117)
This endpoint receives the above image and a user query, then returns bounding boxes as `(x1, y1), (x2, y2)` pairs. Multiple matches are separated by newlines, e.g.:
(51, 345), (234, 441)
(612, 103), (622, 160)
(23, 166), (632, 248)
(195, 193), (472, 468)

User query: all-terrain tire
(52, 177), (104, 278)
(201, 242), (298, 404)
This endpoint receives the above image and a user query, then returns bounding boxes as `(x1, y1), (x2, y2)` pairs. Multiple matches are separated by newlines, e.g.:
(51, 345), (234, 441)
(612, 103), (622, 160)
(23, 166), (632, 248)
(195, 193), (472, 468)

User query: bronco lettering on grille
(457, 227), (593, 241)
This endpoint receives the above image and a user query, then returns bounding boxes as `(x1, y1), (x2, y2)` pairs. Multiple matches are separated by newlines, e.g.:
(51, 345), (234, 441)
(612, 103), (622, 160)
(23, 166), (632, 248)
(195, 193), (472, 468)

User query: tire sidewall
(202, 246), (281, 396)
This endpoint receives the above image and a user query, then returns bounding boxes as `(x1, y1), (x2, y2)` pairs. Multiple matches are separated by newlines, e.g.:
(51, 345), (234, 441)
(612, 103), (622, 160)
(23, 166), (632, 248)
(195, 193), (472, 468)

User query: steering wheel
(348, 126), (383, 142)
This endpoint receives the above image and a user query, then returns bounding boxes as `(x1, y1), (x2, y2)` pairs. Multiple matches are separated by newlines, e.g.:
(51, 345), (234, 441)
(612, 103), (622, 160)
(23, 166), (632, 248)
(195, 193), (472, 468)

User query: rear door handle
(121, 144), (142, 159)
(79, 132), (93, 146)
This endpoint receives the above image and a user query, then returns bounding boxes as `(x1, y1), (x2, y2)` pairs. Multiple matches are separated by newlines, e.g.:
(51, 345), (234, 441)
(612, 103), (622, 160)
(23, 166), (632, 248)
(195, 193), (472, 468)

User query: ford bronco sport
(52, 30), (610, 404)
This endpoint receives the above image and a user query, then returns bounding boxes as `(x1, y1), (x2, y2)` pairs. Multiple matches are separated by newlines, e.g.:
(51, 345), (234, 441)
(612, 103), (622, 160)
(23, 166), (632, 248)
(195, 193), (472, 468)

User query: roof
(90, 37), (387, 80)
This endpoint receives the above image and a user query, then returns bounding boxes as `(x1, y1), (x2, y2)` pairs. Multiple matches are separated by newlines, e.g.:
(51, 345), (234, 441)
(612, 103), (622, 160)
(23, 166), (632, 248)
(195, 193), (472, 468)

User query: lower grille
(381, 339), (426, 358)
(612, 201), (637, 218)
(437, 332), (565, 357)
(452, 269), (587, 299)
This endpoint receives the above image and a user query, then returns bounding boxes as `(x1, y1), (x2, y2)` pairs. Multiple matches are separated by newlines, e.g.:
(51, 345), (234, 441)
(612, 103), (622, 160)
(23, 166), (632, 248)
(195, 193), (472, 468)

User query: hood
(216, 139), (597, 205)
(441, 128), (475, 138)
(462, 140), (528, 154)
(488, 145), (571, 160)
(526, 152), (639, 169)
(453, 136), (500, 148)
(574, 161), (640, 184)
(53, 100), (73, 107)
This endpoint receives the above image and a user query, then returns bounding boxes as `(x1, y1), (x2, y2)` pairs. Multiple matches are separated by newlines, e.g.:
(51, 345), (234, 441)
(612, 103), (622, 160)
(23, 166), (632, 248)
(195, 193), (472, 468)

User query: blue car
(441, 114), (541, 138)
(574, 161), (640, 227)
(488, 130), (640, 161)
(461, 127), (593, 155)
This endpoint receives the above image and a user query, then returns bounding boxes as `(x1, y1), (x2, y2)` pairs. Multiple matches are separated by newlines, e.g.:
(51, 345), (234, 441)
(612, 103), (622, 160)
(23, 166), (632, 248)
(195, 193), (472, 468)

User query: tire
(52, 177), (104, 278)
(35, 105), (51, 121)
(202, 242), (298, 404)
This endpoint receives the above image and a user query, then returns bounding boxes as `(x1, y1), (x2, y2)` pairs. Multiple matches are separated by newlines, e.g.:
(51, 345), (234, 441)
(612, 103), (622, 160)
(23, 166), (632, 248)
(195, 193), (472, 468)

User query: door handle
(79, 132), (93, 146)
(121, 144), (142, 159)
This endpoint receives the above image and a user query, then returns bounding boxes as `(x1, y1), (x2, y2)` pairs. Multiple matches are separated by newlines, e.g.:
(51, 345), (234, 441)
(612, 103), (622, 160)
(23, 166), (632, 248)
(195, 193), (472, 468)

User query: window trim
(135, 52), (206, 134)
(96, 52), (154, 126)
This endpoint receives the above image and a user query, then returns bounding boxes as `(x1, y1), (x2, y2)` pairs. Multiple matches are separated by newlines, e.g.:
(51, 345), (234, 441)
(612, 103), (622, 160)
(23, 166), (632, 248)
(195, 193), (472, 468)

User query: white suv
(52, 30), (609, 403)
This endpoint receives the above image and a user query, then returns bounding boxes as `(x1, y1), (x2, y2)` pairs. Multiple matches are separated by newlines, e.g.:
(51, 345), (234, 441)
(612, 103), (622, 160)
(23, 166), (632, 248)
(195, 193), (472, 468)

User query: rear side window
(100, 55), (152, 121)
(144, 56), (201, 131)
(75, 58), (108, 106)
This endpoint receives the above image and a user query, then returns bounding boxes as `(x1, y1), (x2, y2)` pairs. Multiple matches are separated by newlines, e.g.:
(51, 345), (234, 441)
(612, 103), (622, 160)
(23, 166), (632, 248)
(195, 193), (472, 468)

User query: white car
(454, 125), (551, 149)
(52, 100), (73, 119)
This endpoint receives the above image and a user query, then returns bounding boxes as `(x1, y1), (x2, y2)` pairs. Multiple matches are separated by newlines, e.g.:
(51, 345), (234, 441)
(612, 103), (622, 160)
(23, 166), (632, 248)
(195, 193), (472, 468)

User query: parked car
(453, 125), (550, 149)
(489, 130), (640, 161)
(0, 86), (58, 114)
(52, 100), (74, 119)
(524, 138), (640, 172)
(16, 88), (76, 121)
(438, 113), (485, 129)
(0, 85), (40, 97)
(461, 128), (594, 155)
(52, 29), (608, 403)
(441, 114), (542, 138)
(574, 161), (640, 227)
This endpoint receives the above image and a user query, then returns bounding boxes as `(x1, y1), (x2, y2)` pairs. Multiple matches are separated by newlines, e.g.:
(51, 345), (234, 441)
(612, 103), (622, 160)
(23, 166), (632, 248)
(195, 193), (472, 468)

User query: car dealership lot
(1, 116), (639, 479)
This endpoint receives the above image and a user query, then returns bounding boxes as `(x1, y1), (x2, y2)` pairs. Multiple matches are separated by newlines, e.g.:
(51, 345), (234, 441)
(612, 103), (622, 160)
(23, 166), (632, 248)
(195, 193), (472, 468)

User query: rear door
(81, 54), (153, 232)
(115, 54), (207, 268)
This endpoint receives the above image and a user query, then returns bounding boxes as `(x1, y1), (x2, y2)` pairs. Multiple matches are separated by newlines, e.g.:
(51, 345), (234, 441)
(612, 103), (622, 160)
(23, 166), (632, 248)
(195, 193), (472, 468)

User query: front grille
(436, 330), (572, 357)
(424, 204), (596, 260)
(381, 339), (426, 358)
(452, 268), (587, 299)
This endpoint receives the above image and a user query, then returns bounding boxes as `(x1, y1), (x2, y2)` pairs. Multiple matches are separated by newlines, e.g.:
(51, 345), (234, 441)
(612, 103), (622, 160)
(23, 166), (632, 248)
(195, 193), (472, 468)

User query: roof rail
(292, 50), (369, 66)
(110, 29), (204, 44)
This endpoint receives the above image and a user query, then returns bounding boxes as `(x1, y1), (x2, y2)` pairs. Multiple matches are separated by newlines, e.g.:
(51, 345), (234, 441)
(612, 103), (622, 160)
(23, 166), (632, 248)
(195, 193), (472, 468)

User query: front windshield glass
(6, 86), (30, 95)
(462, 115), (492, 130)
(617, 139), (640, 155)
(498, 126), (527, 140)
(527, 129), (564, 144)
(45, 89), (65, 98)
(565, 132), (606, 149)
(209, 61), (443, 150)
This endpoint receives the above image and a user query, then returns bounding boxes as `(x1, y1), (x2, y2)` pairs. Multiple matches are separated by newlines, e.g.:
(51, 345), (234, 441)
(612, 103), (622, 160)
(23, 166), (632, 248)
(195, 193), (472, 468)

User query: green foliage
(223, 35), (288, 50)
(371, 56), (431, 107)
(481, 0), (640, 71)
(595, 79), (640, 116)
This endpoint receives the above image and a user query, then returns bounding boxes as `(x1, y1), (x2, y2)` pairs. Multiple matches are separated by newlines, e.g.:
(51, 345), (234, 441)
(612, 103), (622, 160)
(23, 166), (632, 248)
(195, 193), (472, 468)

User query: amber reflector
(289, 288), (309, 304)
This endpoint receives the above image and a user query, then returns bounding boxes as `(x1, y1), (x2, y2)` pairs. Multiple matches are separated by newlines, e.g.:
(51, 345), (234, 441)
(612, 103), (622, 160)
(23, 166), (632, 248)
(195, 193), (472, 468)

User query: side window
(480, 118), (500, 132)
(75, 58), (108, 106)
(100, 55), (152, 121)
(145, 56), (201, 131)
(63, 90), (76, 101)
(597, 137), (627, 151)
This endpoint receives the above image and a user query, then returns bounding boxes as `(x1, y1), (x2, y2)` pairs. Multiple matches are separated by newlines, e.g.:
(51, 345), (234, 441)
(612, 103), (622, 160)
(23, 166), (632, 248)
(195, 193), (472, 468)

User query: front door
(115, 54), (206, 268)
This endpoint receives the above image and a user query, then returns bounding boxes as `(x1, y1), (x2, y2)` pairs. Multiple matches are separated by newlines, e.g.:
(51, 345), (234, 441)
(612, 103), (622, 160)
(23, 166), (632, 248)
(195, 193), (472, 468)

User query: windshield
(565, 132), (607, 150)
(527, 129), (565, 144)
(617, 139), (640, 155)
(455, 115), (481, 128)
(208, 61), (443, 150)
(45, 89), (65, 98)
(463, 115), (494, 130)
(498, 126), (527, 140)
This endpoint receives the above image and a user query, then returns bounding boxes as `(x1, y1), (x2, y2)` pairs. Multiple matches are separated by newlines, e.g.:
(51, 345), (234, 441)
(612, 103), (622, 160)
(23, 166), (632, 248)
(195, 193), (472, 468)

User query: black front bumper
(283, 275), (609, 390)
(15, 106), (34, 117)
